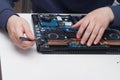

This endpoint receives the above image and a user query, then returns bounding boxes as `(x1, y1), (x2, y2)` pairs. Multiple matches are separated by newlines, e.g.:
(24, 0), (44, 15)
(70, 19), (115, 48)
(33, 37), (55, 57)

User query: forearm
(0, 0), (17, 31)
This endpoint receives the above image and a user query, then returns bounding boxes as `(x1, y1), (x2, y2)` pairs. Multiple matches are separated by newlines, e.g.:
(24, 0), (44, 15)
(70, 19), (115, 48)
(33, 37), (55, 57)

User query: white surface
(0, 14), (120, 80)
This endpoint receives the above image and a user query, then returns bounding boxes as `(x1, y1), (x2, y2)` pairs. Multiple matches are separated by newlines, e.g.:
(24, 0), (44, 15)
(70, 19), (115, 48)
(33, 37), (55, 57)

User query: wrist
(106, 7), (114, 22)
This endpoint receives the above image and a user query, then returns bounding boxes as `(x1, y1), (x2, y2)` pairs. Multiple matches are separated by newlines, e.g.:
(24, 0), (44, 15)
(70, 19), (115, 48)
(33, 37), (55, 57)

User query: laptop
(31, 13), (120, 54)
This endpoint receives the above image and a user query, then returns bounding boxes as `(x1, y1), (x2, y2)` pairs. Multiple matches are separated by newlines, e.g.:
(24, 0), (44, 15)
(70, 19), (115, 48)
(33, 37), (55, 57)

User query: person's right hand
(7, 15), (35, 49)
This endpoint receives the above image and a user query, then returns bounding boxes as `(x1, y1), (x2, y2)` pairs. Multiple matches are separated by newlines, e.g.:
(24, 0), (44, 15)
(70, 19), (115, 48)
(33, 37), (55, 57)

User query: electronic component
(32, 13), (120, 54)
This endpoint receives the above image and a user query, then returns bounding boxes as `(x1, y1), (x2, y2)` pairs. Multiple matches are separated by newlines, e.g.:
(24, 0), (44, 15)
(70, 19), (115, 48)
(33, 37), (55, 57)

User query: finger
(16, 35), (34, 50)
(21, 41), (34, 49)
(87, 24), (101, 46)
(23, 22), (34, 40)
(12, 34), (26, 49)
(81, 20), (95, 44)
(15, 24), (34, 49)
(72, 18), (84, 28)
(18, 35), (34, 49)
(10, 33), (19, 45)
(76, 19), (89, 38)
(18, 43), (33, 50)
(15, 25), (25, 42)
(94, 27), (105, 44)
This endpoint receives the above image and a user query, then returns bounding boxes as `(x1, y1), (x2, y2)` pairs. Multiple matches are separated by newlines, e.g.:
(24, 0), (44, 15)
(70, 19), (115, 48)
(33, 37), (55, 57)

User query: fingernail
(81, 41), (84, 45)
(87, 43), (91, 47)
(94, 41), (97, 44)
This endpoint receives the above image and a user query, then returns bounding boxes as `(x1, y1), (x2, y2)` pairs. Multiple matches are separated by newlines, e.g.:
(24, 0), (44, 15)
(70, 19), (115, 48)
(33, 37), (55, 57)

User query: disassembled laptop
(31, 13), (120, 54)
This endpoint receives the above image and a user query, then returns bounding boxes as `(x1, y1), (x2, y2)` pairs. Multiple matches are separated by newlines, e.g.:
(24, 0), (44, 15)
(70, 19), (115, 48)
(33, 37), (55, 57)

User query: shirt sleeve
(110, 5), (120, 27)
(110, 0), (120, 27)
(0, 0), (17, 32)
(117, 0), (120, 3)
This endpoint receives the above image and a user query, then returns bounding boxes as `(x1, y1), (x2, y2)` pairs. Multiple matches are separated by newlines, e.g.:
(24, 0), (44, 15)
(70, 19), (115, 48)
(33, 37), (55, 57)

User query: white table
(0, 13), (120, 80)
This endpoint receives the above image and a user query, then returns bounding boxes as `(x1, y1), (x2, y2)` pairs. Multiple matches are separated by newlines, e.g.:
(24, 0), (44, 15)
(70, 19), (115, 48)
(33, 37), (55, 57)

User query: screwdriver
(19, 37), (39, 41)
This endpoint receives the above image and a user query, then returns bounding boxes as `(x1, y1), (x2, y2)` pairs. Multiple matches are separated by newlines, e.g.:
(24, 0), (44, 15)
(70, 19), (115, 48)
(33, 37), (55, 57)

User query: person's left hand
(72, 7), (114, 46)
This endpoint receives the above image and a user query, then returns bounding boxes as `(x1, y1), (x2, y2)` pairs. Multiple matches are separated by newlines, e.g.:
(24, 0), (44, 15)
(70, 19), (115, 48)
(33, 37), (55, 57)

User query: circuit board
(32, 13), (120, 54)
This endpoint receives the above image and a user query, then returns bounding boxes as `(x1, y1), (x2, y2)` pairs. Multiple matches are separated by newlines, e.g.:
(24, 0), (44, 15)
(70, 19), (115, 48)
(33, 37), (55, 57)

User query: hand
(7, 15), (35, 49)
(72, 7), (114, 46)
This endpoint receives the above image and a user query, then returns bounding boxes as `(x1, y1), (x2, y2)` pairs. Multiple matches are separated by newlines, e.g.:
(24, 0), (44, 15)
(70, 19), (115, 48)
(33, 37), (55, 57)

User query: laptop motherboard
(32, 13), (120, 54)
